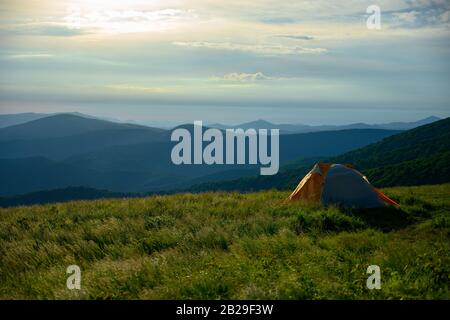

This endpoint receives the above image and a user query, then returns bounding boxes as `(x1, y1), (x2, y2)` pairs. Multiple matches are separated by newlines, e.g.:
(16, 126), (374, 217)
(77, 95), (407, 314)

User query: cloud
(393, 11), (420, 23)
(384, 1), (450, 28)
(4, 53), (54, 60)
(63, 8), (195, 34)
(440, 10), (450, 23)
(217, 83), (256, 89)
(1, 7), (196, 36)
(1, 23), (88, 37)
(216, 72), (272, 82)
(173, 41), (327, 55)
(277, 34), (315, 40)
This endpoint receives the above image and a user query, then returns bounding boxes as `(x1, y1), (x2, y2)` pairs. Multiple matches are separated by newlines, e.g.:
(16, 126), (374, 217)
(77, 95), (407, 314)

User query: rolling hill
(0, 157), (153, 196)
(64, 127), (399, 173)
(0, 114), (167, 160)
(0, 112), (50, 128)
(0, 127), (168, 160)
(1, 184), (448, 298)
(0, 113), (164, 141)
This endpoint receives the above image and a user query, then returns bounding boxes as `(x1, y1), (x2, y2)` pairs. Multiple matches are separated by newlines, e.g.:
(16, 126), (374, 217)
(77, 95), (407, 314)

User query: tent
(288, 163), (398, 208)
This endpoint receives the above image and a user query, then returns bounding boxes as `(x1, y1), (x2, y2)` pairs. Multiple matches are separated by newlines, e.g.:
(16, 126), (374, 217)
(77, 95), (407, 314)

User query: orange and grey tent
(288, 163), (398, 208)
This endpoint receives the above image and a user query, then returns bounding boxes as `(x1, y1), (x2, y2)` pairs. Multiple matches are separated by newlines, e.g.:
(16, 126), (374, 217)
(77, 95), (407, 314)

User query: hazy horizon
(0, 110), (443, 128)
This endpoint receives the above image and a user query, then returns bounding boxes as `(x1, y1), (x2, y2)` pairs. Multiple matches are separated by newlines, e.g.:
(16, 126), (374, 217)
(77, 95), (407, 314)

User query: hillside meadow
(0, 184), (449, 299)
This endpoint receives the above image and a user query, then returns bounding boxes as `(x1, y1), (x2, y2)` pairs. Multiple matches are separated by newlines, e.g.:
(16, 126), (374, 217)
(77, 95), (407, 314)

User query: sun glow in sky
(0, 0), (449, 125)
(63, 1), (195, 34)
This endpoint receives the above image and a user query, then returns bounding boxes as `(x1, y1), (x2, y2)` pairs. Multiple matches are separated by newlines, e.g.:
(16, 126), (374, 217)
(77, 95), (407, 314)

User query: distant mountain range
(0, 113), (402, 197)
(0, 112), (441, 132)
(208, 116), (441, 133)
(185, 117), (450, 193)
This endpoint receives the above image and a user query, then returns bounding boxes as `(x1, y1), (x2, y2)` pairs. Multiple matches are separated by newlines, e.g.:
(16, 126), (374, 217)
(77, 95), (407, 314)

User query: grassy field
(0, 184), (449, 299)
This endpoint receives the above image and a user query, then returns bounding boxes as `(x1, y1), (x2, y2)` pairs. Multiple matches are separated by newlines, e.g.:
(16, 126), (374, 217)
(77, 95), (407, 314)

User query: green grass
(0, 184), (449, 299)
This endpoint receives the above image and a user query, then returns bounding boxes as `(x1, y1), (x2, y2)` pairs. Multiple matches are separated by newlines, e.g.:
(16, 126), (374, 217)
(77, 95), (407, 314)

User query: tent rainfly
(288, 163), (398, 208)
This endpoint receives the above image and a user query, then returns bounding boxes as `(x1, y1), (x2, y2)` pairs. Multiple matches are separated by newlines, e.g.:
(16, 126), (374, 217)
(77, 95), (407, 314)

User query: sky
(0, 0), (449, 125)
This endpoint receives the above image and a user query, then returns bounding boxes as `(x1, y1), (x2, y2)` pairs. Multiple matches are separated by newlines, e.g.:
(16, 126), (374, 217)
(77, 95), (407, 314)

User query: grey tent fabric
(321, 164), (387, 208)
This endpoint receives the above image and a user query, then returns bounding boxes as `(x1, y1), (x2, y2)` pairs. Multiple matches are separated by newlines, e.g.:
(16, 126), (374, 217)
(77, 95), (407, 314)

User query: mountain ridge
(0, 114), (164, 141)
(207, 116), (441, 133)
(0, 112), (441, 133)
(183, 117), (450, 192)
(0, 115), (399, 196)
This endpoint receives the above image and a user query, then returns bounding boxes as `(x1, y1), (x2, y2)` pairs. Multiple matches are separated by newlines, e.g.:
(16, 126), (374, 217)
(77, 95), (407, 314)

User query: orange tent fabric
(288, 163), (329, 202)
(374, 188), (399, 206)
(288, 163), (398, 208)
